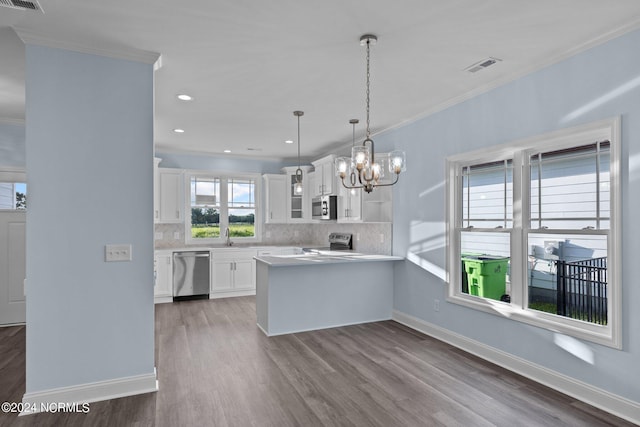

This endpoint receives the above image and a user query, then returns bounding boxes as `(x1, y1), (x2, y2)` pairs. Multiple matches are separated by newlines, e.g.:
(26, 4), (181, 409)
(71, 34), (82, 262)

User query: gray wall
(383, 27), (640, 403)
(25, 45), (155, 392)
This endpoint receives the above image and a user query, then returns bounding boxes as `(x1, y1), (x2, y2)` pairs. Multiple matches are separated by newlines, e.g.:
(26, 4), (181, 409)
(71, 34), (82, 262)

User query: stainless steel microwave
(311, 195), (337, 220)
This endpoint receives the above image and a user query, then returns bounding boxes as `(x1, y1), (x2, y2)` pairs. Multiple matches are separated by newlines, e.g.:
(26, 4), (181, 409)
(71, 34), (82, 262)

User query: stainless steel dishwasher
(173, 251), (210, 300)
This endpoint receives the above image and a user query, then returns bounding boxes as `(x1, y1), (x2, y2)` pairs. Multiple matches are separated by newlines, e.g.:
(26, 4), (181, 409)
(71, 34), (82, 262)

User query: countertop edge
(255, 255), (404, 267)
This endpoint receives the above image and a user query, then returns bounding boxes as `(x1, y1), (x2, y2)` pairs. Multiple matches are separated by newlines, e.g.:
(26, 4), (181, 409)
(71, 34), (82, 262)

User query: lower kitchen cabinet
(210, 249), (257, 298)
(154, 250), (173, 303)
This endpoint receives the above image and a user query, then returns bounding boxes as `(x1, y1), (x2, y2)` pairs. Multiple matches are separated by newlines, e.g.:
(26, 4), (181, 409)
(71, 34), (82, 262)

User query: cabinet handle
(155, 210), (159, 219)
(270, 212), (273, 220)
(176, 210), (180, 219)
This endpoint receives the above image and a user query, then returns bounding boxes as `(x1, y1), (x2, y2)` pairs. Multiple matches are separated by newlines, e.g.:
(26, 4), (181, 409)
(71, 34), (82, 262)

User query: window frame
(446, 118), (621, 348)
(185, 170), (262, 245)
(0, 168), (27, 212)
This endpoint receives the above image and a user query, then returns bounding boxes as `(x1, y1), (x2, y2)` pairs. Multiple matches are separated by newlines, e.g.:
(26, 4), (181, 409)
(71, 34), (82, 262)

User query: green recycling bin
(461, 254), (509, 300)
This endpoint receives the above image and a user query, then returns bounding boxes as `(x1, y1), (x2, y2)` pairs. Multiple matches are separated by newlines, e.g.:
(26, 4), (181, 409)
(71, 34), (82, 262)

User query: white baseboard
(392, 310), (640, 426)
(21, 370), (158, 416)
(209, 289), (255, 299)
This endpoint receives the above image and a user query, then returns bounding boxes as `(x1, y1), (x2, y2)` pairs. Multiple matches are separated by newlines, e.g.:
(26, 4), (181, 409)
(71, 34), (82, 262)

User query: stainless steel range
(328, 233), (353, 250)
(304, 233), (353, 254)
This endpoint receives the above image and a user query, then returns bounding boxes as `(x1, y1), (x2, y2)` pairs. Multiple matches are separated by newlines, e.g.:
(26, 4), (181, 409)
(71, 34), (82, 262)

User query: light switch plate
(105, 244), (132, 262)
(155, 232), (163, 240)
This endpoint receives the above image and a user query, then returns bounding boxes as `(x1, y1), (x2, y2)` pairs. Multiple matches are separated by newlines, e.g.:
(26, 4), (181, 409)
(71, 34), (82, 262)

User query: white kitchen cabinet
(362, 185), (393, 222)
(154, 251), (173, 303)
(263, 174), (287, 223)
(311, 155), (336, 196)
(157, 168), (184, 223)
(281, 165), (313, 223)
(210, 249), (257, 297)
(337, 185), (363, 222)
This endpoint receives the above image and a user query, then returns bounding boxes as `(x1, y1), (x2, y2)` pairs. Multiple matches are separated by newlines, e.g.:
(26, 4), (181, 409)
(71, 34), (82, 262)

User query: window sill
(446, 292), (619, 349)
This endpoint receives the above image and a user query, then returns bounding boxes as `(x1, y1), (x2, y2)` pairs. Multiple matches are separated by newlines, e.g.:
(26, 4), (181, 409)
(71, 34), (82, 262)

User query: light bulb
(335, 157), (350, 178)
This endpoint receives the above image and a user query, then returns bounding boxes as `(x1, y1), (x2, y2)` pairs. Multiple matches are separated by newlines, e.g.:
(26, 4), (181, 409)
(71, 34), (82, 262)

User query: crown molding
(0, 117), (25, 126)
(13, 27), (161, 66)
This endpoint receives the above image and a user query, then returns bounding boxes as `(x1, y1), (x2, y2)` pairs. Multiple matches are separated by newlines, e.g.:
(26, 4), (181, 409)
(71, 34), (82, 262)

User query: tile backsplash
(155, 222), (392, 254)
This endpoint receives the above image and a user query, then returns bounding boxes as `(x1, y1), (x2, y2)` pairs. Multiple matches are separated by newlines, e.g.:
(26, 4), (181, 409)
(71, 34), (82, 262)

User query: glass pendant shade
(335, 157), (350, 179)
(294, 167), (303, 195)
(389, 150), (406, 174)
(352, 145), (370, 170)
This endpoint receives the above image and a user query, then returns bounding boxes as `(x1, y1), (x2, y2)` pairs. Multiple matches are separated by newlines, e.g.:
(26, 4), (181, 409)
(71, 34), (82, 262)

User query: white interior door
(0, 169), (26, 325)
(0, 211), (26, 325)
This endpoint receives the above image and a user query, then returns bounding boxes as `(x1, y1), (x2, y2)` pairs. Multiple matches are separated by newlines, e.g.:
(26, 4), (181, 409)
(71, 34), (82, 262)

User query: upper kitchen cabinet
(361, 185), (392, 222)
(156, 168), (184, 223)
(263, 174), (287, 224)
(337, 185), (363, 222)
(311, 155), (336, 197)
(281, 165), (313, 223)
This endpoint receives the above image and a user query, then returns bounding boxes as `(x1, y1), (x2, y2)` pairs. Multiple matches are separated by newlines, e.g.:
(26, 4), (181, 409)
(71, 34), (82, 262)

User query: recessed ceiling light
(223, 149), (231, 153)
(176, 94), (193, 101)
(285, 140), (294, 144)
(173, 128), (185, 133)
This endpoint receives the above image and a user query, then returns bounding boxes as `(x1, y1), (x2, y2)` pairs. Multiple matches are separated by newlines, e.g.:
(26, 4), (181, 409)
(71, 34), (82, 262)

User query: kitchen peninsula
(255, 252), (402, 336)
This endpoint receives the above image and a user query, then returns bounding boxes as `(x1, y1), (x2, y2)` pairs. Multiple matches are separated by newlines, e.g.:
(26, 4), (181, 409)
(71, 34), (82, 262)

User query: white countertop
(254, 252), (403, 267)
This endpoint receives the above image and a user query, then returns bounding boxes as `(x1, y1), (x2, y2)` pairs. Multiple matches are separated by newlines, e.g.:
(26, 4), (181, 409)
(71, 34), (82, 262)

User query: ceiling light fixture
(285, 140), (294, 144)
(176, 94), (193, 101)
(223, 149), (231, 153)
(335, 34), (406, 193)
(293, 110), (304, 195)
(173, 128), (185, 133)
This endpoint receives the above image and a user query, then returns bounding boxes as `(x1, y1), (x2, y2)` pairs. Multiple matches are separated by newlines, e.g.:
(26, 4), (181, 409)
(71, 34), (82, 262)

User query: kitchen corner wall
(154, 222), (392, 254)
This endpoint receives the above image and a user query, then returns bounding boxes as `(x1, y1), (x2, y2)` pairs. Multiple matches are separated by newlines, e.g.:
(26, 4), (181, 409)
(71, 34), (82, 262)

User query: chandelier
(335, 34), (406, 193)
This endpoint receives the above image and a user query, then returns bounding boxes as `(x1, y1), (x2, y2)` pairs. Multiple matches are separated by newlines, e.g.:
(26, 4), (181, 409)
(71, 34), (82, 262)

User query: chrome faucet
(225, 227), (233, 246)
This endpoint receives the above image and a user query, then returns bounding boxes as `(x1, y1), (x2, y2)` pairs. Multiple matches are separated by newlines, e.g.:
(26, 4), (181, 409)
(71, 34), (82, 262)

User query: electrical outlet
(105, 244), (132, 262)
(380, 233), (384, 243)
(356, 233), (360, 241)
(434, 299), (440, 312)
(294, 230), (299, 237)
(266, 231), (271, 238)
(154, 232), (163, 240)
(173, 232), (180, 240)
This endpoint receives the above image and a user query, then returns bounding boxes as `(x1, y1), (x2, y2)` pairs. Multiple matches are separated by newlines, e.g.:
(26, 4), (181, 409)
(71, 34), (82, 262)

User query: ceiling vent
(0, 0), (44, 12)
(464, 57), (501, 73)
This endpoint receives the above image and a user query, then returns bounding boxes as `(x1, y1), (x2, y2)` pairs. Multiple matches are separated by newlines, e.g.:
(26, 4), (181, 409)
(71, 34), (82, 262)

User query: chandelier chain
(365, 38), (371, 139)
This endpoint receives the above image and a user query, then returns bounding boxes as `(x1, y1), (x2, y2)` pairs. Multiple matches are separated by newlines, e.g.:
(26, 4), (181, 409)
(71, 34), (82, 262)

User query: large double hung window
(447, 118), (620, 347)
(187, 173), (260, 244)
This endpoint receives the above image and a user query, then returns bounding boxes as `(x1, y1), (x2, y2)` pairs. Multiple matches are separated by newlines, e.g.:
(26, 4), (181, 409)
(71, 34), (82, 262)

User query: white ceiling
(1, 1), (640, 162)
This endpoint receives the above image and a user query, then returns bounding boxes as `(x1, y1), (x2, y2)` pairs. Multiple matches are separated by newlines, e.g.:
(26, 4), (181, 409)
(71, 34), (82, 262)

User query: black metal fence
(556, 257), (607, 325)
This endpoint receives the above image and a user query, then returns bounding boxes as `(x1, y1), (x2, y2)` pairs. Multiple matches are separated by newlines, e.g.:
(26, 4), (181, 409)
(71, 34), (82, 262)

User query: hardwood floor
(0, 296), (633, 426)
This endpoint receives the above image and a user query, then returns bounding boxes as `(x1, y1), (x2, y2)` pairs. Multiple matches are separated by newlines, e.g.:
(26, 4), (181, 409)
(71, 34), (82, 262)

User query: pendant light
(293, 110), (304, 194)
(335, 34), (406, 193)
